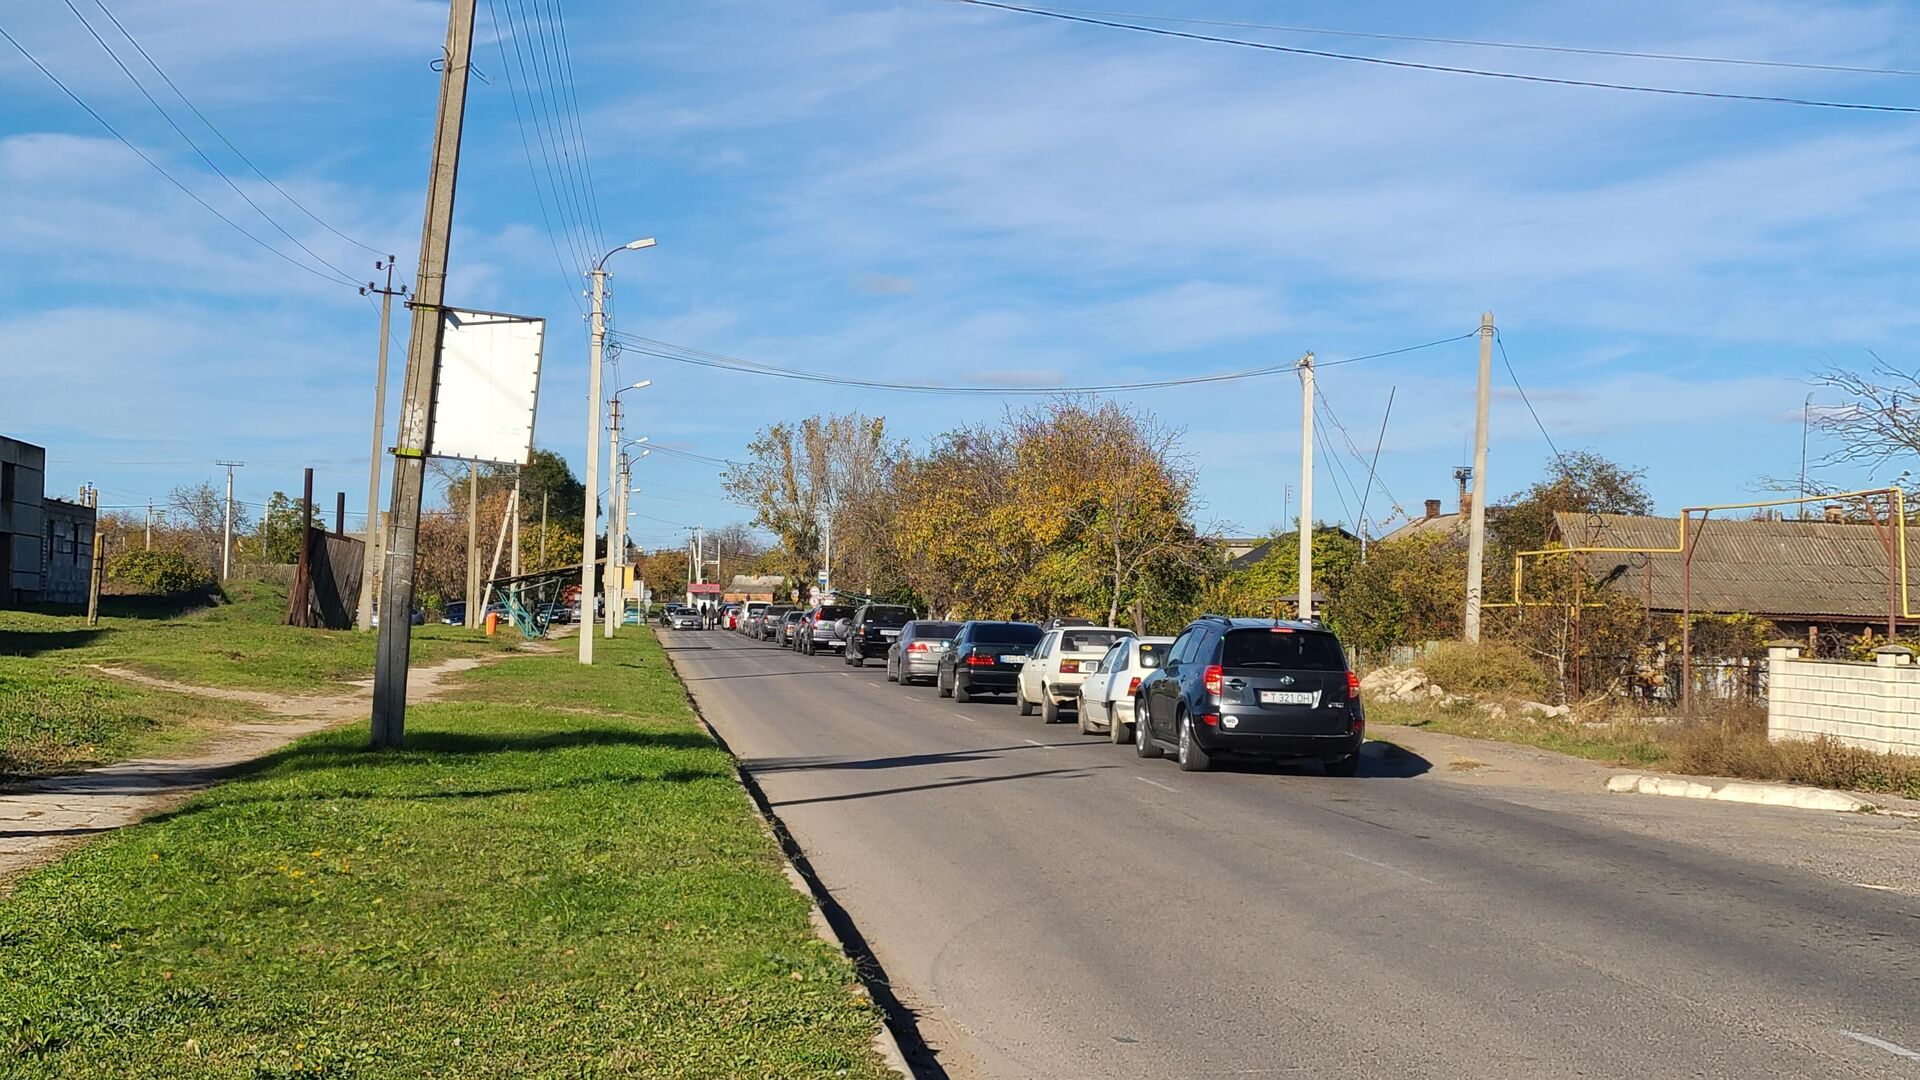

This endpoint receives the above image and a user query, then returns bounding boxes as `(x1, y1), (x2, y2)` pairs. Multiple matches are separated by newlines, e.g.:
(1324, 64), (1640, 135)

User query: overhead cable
(607, 330), (1479, 396)
(0, 22), (361, 287)
(1493, 330), (1571, 474)
(941, 0), (1920, 114)
(1037, 6), (1920, 79)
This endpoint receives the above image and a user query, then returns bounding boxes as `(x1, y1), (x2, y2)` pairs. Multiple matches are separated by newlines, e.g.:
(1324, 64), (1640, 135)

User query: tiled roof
(1553, 512), (1898, 621)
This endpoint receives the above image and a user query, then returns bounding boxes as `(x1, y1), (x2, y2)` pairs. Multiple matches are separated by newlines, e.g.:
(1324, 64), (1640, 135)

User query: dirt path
(0, 655), (495, 884)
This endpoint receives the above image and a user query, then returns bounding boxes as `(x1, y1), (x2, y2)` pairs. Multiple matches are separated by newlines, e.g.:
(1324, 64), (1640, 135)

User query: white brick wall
(1766, 647), (1920, 754)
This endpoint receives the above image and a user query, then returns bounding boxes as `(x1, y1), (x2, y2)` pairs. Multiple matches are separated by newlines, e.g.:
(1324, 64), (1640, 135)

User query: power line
(484, 0), (585, 310)
(512, 0), (598, 266)
(1036, 6), (1920, 79)
(1311, 402), (1357, 527)
(543, 0), (607, 254)
(1313, 382), (1404, 522)
(607, 329), (1478, 396)
(941, 0), (1920, 114)
(85, 0), (389, 258)
(0, 21), (361, 288)
(58, 0), (361, 286)
(1493, 330), (1570, 474)
(494, 0), (591, 274)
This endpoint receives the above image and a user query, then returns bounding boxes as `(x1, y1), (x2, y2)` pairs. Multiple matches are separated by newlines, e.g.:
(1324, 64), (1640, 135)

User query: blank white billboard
(429, 308), (545, 466)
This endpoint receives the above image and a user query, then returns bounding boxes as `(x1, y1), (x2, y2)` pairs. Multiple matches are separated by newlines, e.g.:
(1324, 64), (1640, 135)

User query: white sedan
(1077, 635), (1173, 741)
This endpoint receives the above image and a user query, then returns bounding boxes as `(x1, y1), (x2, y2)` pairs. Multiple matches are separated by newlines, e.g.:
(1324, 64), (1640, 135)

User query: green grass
(0, 629), (890, 1078)
(0, 582), (515, 777)
(1371, 700), (1671, 767)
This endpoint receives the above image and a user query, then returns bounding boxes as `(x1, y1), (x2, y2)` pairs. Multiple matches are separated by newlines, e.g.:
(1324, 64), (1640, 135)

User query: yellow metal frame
(1484, 487), (1910, 613)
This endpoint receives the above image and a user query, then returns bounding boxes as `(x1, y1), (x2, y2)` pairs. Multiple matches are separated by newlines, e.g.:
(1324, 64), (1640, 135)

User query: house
(1552, 510), (1902, 636)
(1, 435), (95, 607)
(1381, 467), (1478, 544)
(723, 574), (786, 604)
(1227, 526), (1361, 571)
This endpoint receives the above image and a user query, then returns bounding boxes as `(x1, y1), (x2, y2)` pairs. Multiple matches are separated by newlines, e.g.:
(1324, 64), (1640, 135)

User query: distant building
(1227, 526), (1361, 571)
(1381, 468), (1479, 544)
(722, 574), (785, 604)
(1, 435), (95, 607)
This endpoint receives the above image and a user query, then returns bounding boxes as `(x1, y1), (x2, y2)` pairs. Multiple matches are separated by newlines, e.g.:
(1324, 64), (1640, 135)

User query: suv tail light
(1347, 671), (1360, 699)
(1202, 664), (1223, 697)
(965, 652), (997, 667)
(814, 615), (825, 625)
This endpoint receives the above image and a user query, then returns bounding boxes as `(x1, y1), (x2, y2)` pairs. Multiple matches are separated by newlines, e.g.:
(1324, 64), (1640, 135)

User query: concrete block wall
(1766, 646), (1920, 754)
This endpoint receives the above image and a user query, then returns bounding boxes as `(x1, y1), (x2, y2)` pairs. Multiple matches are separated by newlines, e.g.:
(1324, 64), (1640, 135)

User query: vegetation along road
(667, 628), (1920, 1079)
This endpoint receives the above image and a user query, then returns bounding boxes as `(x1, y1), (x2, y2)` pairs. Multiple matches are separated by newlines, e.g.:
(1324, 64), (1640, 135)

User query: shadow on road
(1202, 739), (1433, 779)
(747, 742), (1081, 773)
(767, 765), (1107, 808)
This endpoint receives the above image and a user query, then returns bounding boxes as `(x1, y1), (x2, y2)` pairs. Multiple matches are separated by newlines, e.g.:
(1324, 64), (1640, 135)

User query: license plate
(1000, 655), (1026, 664)
(880, 629), (900, 637)
(1260, 690), (1318, 706)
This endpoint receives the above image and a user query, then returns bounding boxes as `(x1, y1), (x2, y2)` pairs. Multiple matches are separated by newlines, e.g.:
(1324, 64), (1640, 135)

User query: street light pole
(580, 238), (655, 665)
(603, 385), (650, 639)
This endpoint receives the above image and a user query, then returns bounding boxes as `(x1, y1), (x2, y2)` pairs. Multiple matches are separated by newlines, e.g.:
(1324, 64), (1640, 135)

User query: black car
(1134, 616), (1363, 774)
(845, 603), (914, 667)
(937, 620), (1043, 703)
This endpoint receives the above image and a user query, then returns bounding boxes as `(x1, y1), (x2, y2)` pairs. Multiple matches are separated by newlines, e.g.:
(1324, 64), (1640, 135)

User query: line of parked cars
(689, 601), (1365, 775)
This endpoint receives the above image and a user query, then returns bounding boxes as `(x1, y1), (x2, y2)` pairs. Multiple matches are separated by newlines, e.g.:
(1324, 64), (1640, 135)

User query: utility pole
(821, 517), (830, 598)
(466, 463), (480, 628)
(1463, 311), (1495, 643)
(292, 468), (314, 627)
(358, 257), (406, 630)
(1798, 392), (1813, 521)
(610, 453), (631, 636)
(86, 486), (104, 626)
(335, 491), (346, 536)
(371, 0), (479, 748)
(1296, 353), (1315, 621)
(144, 499), (152, 550)
(509, 474), (521, 578)
(604, 396), (621, 639)
(215, 460), (243, 579)
(539, 490), (548, 567)
(581, 270), (608, 666)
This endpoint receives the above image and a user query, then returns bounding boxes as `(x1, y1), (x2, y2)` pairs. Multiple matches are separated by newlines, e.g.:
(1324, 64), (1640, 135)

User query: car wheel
(1177, 711), (1212, 772)
(884, 656), (896, 682)
(953, 678), (972, 704)
(938, 670), (953, 698)
(1134, 705), (1162, 758)
(1110, 704), (1132, 746)
(1041, 688), (1061, 725)
(1016, 681), (1035, 716)
(1324, 752), (1361, 777)
(1076, 692), (1093, 734)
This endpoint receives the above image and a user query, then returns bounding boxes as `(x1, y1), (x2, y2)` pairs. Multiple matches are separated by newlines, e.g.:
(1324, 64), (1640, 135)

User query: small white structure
(1766, 642), (1920, 754)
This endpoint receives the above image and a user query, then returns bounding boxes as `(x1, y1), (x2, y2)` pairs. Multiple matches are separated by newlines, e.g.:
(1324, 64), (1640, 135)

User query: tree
(1489, 450), (1652, 561)
(724, 413), (897, 595)
(255, 492), (307, 564)
(518, 448), (587, 529)
(108, 547), (216, 596)
(1809, 358), (1920, 478)
(1208, 526), (1362, 623)
(1331, 532), (1467, 655)
(167, 481), (248, 573)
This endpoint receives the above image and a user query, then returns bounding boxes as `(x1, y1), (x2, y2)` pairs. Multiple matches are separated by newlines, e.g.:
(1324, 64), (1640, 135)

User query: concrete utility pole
(509, 474), (521, 578)
(1463, 311), (1495, 643)
(358, 257), (405, 630)
(610, 455), (632, 635)
(604, 396), (622, 639)
(144, 500), (152, 550)
(85, 486), (104, 627)
(538, 490), (548, 567)
(1296, 353), (1315, 621)
(466, 463), (480, 628)
(372, 0), (478, 748)
(215, 460), (243, 580)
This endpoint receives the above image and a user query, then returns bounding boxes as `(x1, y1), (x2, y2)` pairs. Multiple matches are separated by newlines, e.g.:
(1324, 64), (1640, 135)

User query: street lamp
(604, 380), (653, 639)
(581, 238), (656, 665)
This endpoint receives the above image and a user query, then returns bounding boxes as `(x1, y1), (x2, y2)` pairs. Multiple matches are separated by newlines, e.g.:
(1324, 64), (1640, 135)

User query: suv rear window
(971, 622), (1043, 645)
(816, 605), (855, 619)
(864, 606), (912, 628)
(1059, 629), (1124, 652)
(1222, 629), (1346, 671)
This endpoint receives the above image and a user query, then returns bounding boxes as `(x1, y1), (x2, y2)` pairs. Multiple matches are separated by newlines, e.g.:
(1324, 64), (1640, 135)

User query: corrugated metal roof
(1381, 512), (1465, 543)
(1552, 512), (1898, 621)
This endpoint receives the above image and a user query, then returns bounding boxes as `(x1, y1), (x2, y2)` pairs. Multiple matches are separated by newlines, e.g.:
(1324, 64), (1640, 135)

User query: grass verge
(0, 627), (889, 1078)
(0, 581), (514, 777)
(1373, 700), (1920, 800)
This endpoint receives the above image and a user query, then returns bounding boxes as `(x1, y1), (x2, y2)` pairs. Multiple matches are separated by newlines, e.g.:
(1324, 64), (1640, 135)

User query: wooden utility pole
(85, 486), (104, 627)
(358, 258), (406, 630)
(1463, 312), (1494, 642)
(371, 0), (479, 748)
(334, 491), (346, 536)
(1296, 352), (1315, 621)
(291, 467), (314, 627)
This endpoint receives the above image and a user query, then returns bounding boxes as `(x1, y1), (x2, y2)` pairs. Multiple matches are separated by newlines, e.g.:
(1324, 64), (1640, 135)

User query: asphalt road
(665, 629), (1920, 1079)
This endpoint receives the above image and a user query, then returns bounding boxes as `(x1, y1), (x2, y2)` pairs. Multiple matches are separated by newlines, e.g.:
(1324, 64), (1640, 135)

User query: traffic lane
(665, 630), (1920, 1078)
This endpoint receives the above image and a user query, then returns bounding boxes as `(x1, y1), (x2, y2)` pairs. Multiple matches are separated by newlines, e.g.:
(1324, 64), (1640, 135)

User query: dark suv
(937, 620), (1043, 703)
(1134, 616), (1363, 774)
(845, 603), (914, 667)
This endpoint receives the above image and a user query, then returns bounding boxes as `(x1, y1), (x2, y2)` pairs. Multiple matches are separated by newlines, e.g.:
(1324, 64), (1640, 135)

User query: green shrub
(107, 547), (215, 596)
(1416, 639), (1547, 697)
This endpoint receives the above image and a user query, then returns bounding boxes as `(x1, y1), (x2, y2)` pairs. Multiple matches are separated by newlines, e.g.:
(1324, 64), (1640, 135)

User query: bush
(107, 547), (215, 596)
(1416, 639), (1546, 697)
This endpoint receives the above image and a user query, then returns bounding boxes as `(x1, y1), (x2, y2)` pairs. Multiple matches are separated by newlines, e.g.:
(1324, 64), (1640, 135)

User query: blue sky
(4, 0), (1919, 547)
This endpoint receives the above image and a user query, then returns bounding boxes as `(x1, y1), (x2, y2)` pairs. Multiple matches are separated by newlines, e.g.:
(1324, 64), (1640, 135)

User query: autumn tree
(724, 413), (896, 595)
(1489, 450), (1652, 562)
(167, 481), (248, 573)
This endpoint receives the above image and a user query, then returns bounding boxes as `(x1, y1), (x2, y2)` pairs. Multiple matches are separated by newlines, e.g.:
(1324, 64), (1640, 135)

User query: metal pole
(216, 460), (242, 579)
(372, 0), (479, 748)
(358, 259), (401, 630)
(466, 463), (479, 628)
(1463, 312), (1494, 642)
(1296, 352), (1314, 620)
(335, 491), (346, 536)
(1798, 393), (1812, 521)
(580, 264), (607, 664)
(1681, 511), (1696, 716)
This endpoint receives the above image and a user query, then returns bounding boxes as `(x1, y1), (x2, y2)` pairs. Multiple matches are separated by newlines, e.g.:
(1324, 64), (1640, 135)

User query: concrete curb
(657, 635), (924, 1079)
(1606, 773), (1875, 813)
